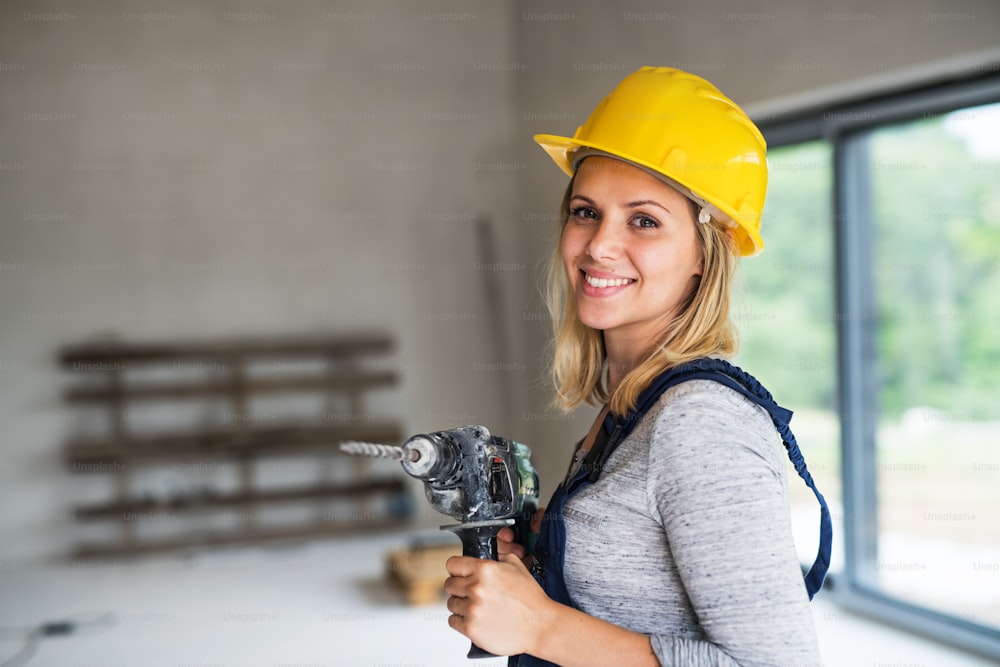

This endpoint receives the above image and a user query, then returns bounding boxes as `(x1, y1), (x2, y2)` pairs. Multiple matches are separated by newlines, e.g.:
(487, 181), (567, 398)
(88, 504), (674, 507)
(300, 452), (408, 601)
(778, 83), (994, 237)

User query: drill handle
(442, 518), (515, 659)
(458, 524), (499, 561)
(442, 518), (515, 561)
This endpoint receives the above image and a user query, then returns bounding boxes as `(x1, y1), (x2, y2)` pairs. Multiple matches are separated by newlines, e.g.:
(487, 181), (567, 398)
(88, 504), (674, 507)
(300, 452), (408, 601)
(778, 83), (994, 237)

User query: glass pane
(737, 141), (842, 574)
(868, 101), (1000, 629)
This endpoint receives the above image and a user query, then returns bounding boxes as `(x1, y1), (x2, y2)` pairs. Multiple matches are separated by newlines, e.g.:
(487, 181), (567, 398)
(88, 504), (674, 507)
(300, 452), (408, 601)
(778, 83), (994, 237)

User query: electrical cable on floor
(0, 612), (114, 667)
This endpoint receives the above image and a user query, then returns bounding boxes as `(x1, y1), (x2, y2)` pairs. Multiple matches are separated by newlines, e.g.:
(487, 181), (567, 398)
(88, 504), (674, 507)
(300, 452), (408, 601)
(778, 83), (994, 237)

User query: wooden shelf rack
(59, 332), (410, 558)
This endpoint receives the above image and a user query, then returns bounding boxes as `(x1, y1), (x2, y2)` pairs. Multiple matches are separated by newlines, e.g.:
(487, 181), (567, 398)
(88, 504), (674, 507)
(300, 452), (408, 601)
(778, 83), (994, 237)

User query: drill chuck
(340, 434), (457, 485)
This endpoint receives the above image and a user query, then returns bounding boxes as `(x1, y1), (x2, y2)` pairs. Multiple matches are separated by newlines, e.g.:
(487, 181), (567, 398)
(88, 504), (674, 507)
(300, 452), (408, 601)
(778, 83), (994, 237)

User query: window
(737, 140), (841, 575)
(861, 100), (1000, 628)
(747, 73), (1000, 660)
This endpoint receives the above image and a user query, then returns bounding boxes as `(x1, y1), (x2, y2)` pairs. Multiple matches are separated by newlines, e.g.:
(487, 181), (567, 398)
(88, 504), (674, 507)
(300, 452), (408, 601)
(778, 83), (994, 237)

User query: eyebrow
(626, 199), (672, 214)
(570, 194), (673, 215)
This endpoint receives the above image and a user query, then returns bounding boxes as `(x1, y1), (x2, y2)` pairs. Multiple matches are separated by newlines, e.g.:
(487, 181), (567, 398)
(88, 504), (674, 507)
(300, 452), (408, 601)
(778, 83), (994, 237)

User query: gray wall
(2, 0), (998, 561)
(1, 0), (529, 561)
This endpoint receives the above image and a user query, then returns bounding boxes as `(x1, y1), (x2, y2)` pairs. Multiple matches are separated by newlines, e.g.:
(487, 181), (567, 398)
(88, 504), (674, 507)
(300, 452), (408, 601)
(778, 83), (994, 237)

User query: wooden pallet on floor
(385, 539), (462, 605)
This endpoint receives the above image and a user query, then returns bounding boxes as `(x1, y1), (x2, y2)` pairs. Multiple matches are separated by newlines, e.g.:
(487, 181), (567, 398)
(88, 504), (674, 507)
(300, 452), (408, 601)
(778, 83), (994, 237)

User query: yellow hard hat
(534, 66), (768, 256)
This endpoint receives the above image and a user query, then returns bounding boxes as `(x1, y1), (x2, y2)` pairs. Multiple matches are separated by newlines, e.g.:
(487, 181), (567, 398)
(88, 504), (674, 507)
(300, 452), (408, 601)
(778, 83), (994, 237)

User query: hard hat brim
(533, 132), (764, 257)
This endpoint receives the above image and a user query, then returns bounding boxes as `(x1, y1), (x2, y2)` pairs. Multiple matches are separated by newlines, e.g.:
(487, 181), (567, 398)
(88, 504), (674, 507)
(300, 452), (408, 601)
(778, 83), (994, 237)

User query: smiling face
(560, 156), (704, 357)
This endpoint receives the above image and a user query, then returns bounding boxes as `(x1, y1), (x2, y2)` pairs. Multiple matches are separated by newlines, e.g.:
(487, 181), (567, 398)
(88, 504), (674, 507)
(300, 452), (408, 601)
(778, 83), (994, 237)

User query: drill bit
(339, 441), (421, 462)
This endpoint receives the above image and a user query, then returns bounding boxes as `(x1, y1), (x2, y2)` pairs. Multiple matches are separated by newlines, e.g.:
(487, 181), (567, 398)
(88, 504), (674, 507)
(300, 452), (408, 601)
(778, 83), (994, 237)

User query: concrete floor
(0, 531), (993, 667)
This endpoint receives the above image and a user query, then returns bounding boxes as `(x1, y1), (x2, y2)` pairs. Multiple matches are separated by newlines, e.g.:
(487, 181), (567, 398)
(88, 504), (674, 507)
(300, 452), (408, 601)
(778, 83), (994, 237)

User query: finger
(499, 551), (527, 571)
(500, 541), (526, 559)
(496, 529), (524, 557)
(443, 575), (471, 598)
(445, 555), (479, 577)
(446, 594), (468, 617)
(448, 611), (467, 635)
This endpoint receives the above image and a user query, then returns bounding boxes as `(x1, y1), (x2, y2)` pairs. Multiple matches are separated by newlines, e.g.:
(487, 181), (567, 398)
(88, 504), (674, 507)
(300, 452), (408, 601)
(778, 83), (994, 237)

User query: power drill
(340, 425), (540, 659)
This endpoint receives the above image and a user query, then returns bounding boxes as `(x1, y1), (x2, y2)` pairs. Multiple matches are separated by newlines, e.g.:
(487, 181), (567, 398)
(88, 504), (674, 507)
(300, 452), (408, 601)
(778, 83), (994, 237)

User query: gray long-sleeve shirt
(561, 380), (821, 666)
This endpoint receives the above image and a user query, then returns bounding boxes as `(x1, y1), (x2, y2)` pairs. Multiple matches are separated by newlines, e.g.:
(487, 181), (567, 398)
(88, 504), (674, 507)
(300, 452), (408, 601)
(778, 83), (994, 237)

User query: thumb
(499, 551), (528, 572)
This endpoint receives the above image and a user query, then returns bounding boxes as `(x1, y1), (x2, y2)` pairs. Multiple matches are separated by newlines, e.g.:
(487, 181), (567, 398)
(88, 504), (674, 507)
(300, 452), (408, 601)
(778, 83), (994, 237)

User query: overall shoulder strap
(595, 357), (832, 600)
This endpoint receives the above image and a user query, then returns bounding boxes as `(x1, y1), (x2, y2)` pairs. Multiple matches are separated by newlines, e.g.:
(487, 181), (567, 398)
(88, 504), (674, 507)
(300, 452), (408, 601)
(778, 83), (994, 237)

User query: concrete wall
(2, 0), (998, 561)
(0, 0), (529, 561)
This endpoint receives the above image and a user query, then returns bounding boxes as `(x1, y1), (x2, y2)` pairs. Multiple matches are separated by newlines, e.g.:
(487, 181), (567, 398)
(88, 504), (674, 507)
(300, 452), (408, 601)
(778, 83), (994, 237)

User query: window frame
(756, 70), (1000, 661)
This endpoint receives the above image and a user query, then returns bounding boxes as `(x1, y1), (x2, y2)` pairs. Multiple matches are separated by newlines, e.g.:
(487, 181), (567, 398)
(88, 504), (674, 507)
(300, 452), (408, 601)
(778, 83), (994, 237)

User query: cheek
(559, 226), (582, 266)
(690, 241), (705, 278)
(634, 242), (699, 288)
(674, 230), (703, 278)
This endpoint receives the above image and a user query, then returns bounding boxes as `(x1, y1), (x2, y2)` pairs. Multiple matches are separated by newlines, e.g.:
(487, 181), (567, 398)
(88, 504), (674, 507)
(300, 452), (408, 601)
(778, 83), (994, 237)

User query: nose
(585, 219), (623, 261)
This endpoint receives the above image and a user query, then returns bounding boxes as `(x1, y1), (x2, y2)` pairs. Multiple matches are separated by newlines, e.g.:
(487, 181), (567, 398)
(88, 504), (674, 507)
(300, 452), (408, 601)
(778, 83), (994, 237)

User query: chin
(575, 311), (616, 332)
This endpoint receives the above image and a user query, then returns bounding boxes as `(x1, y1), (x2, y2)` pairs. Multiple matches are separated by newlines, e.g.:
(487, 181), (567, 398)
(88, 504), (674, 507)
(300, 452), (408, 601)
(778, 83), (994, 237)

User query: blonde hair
(546, 175), (740, 416)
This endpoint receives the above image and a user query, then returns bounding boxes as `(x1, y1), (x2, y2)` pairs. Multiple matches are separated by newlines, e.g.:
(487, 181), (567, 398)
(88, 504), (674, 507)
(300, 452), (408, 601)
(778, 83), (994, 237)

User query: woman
(444, 66), (829, 666)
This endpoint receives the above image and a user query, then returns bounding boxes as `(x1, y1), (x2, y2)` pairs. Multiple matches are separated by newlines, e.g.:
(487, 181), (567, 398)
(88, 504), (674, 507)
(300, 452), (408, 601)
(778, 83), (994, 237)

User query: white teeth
(584, 273), (632, 288)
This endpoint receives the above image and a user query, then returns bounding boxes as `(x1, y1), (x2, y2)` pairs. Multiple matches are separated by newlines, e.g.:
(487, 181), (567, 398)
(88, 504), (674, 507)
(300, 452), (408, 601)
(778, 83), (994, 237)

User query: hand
(497, 507), (545, 565)
(444, 552), (557, 657)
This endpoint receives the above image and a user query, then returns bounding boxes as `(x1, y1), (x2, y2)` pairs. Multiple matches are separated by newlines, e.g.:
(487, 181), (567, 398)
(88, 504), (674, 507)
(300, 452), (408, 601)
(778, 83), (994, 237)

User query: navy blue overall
(510, 358), (833, 667)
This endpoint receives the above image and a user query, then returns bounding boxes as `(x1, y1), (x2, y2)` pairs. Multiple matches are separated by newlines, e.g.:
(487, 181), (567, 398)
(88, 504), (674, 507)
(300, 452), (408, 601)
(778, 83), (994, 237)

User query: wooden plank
(70, 517), (409, 559)
(73, 479), (409, 519)
(65, 420), (404, 465)
(229, 357), (256, 527)
(63, 370), (399, 403)
(108, 367), (133, 547)
(60, 333), (394, 367)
